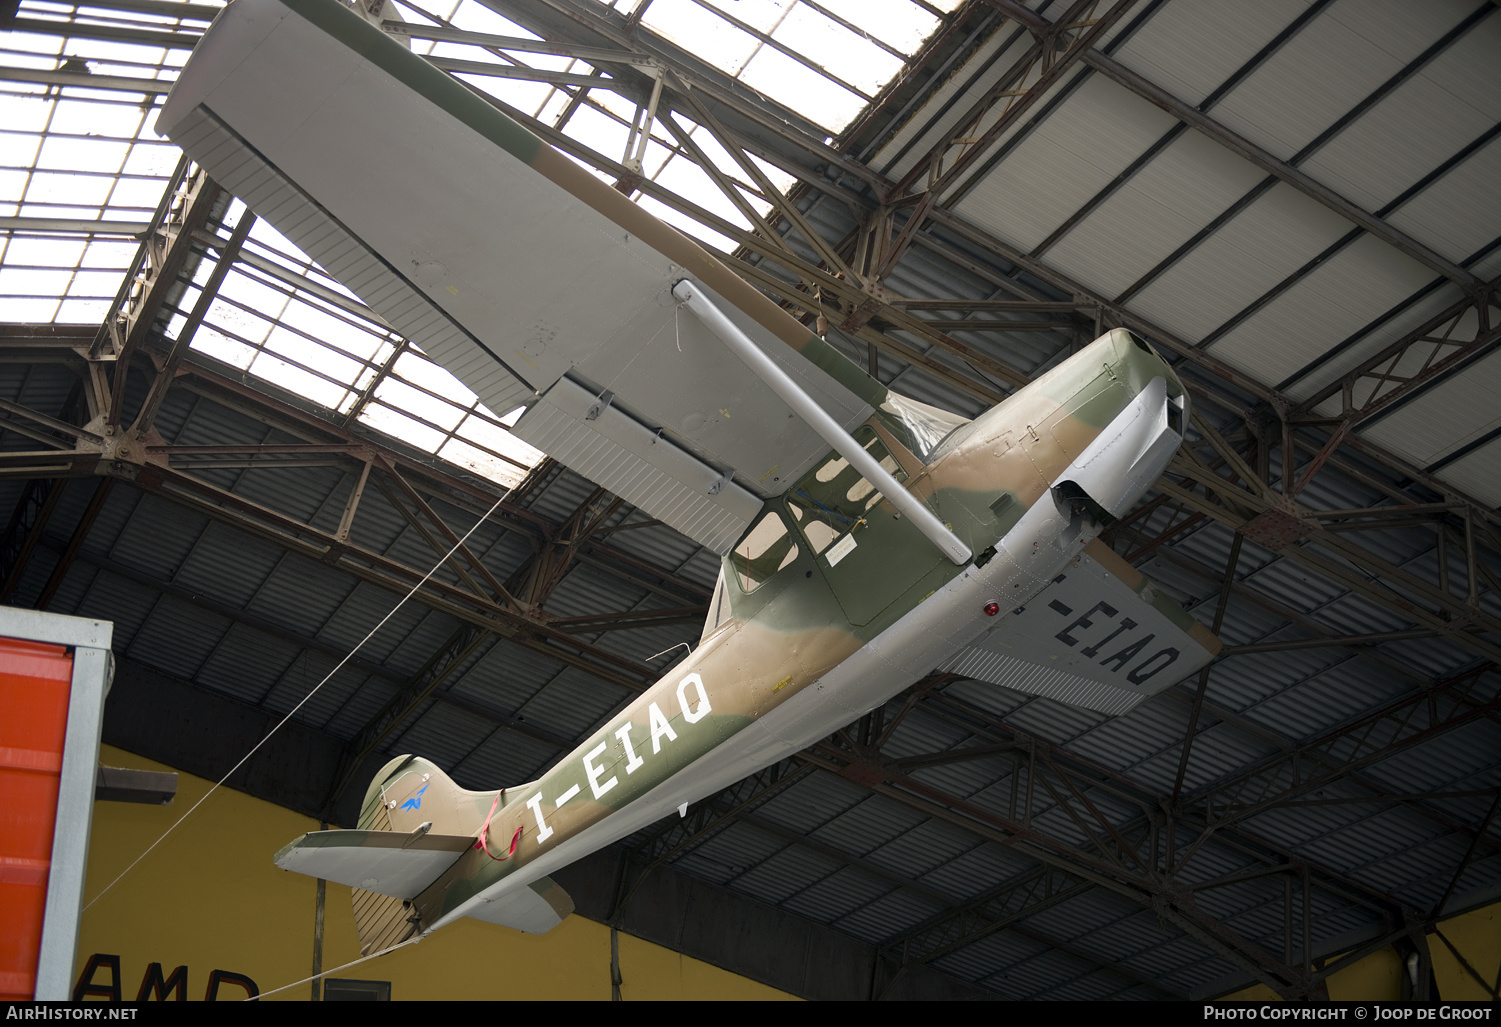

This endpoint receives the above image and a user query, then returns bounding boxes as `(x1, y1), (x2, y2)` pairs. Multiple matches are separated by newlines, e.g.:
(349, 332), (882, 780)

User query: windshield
(785, 426), (907, 558)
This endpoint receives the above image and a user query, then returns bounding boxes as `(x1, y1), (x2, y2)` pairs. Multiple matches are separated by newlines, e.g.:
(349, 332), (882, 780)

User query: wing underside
(945, 540), (1222, 715)
(160, 0), (882, 552)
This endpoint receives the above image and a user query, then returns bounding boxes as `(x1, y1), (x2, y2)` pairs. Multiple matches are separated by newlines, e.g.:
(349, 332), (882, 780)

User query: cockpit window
(786, 427), (906, 557)
(731, 511), (799, 594)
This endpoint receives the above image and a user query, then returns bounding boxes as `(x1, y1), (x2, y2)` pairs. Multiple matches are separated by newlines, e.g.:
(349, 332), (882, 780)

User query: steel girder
(0, 325), (711, 703)
(978, 0), (1484, 292)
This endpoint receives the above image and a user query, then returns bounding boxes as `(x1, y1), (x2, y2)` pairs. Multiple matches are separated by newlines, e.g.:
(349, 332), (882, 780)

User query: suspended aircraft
(158, 0), (1220, 953)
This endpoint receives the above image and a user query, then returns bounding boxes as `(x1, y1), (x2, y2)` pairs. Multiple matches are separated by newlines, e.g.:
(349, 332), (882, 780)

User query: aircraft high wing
(156, 0), (914, 554)
(161, 0), (1220, 956)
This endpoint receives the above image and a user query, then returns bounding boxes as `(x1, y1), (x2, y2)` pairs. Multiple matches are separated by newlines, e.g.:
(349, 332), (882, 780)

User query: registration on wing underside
(944, 541), (1221, 714)
(155, 0), (874, 552)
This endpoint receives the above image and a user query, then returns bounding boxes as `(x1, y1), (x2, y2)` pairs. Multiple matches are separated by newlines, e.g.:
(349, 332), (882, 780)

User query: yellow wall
(1429, 904), (1498, 1002)
(76, 746), (797, 1001)
(1223, 902), (1499, 1002)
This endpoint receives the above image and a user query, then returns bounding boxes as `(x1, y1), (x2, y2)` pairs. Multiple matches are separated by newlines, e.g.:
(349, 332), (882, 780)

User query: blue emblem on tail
(399, 783), (429, 811)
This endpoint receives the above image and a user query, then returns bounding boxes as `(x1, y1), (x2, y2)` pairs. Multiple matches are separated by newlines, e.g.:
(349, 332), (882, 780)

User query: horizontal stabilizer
(466, 876), (575, 935)
(274, 828), (472, 899)
(945, 540), (1220, 715)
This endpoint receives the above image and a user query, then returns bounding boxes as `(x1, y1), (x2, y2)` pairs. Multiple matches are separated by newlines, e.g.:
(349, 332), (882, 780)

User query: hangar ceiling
(1, 0), (1499, 1001)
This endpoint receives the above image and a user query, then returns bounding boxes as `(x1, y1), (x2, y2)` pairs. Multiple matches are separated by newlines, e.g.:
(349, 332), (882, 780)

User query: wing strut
(673, 280), (972, 565)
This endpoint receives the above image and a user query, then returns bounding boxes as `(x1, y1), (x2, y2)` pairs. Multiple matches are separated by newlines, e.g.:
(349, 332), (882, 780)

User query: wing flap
(514, 376), (762, 553)
(946, 540), (1220, 714)
(274, 829), (472, 899)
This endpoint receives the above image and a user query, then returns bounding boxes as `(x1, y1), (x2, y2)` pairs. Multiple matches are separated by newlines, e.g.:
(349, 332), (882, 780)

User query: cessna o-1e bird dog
(160, 0), (1219, 953)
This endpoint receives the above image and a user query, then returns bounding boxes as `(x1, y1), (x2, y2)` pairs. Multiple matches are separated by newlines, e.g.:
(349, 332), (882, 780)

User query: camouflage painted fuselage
(370, 329), (1188, 936)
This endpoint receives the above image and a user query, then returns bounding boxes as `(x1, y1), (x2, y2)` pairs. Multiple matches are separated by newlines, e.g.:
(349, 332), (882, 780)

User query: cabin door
(785, 428), (943, 626)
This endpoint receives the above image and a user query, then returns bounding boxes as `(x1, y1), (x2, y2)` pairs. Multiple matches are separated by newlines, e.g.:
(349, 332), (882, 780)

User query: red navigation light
(983, 602), (1000, 617)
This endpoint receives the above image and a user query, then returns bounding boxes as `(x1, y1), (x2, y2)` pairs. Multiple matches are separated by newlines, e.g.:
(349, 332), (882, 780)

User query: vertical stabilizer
(348, 755), (490, 955)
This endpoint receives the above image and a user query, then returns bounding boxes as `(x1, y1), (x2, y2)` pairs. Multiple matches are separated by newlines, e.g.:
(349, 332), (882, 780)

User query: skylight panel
(2, 30), (62, 64)
(216, 269), (289, 327)
(771, 3), (904, 97)
(0, 267), (71, 297)
(46, 96), (142, 136)
(454, 70), (556, 116)
(398, 0), (462, 23)
(264, 322), (367, 388)
(699, 0), (794, 35)
(630, 0), (946, 133)
(739, 45), (865, 131)
(438, 434), (531, 487)
(375, 375), (466, 433)
(62, 37), (169, 70)
(2, 236), (84, 268)
(36, 135), (129, 172)
(359, 401), (451, 453)
(66, 268), (116, 293)
(635, 192), (737, 253)
(559, 102), (634, 172)
(640, 135), (675, 180)
(812, 0), (939, 54)
(23, 170), (111, 212)
(446, 0), (523, 35)
(121, 142), (180, 177)
(642, 0), (760, 76)
(79, 238), (136, 268)
(747, 152), (796, 196)
(393, 349), (478, 407)
(190, 325), (257, 371)
(104, 174), (166, 211)
(276, 298), (389, 364)
(1, 136), (43, 180)
(444, 410), (543, 486)
(251, 349), (351, 410)
(57, 298), (109, 323)
(196, 282), (274, 348)
(0, 297), (58, 322)
(0, 93), (52, 132)
(653, 148), (754, 233)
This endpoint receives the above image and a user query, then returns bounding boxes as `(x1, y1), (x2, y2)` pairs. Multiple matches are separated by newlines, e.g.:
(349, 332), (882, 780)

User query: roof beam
(799, 742), (1311, 998)
(1294, 284), (1501, 424)
(980, 0), (1483, 292)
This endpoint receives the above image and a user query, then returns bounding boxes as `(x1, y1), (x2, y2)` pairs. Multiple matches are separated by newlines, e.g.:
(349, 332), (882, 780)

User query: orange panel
(0, 636), (74, 1001)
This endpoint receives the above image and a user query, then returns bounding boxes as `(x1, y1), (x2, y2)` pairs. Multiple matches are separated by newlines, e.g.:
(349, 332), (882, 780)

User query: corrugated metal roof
(1112, 0), (1303, 110)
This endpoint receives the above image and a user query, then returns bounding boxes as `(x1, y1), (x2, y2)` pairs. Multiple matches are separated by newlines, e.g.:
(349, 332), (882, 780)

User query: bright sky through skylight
(0, 0), (954, 489)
